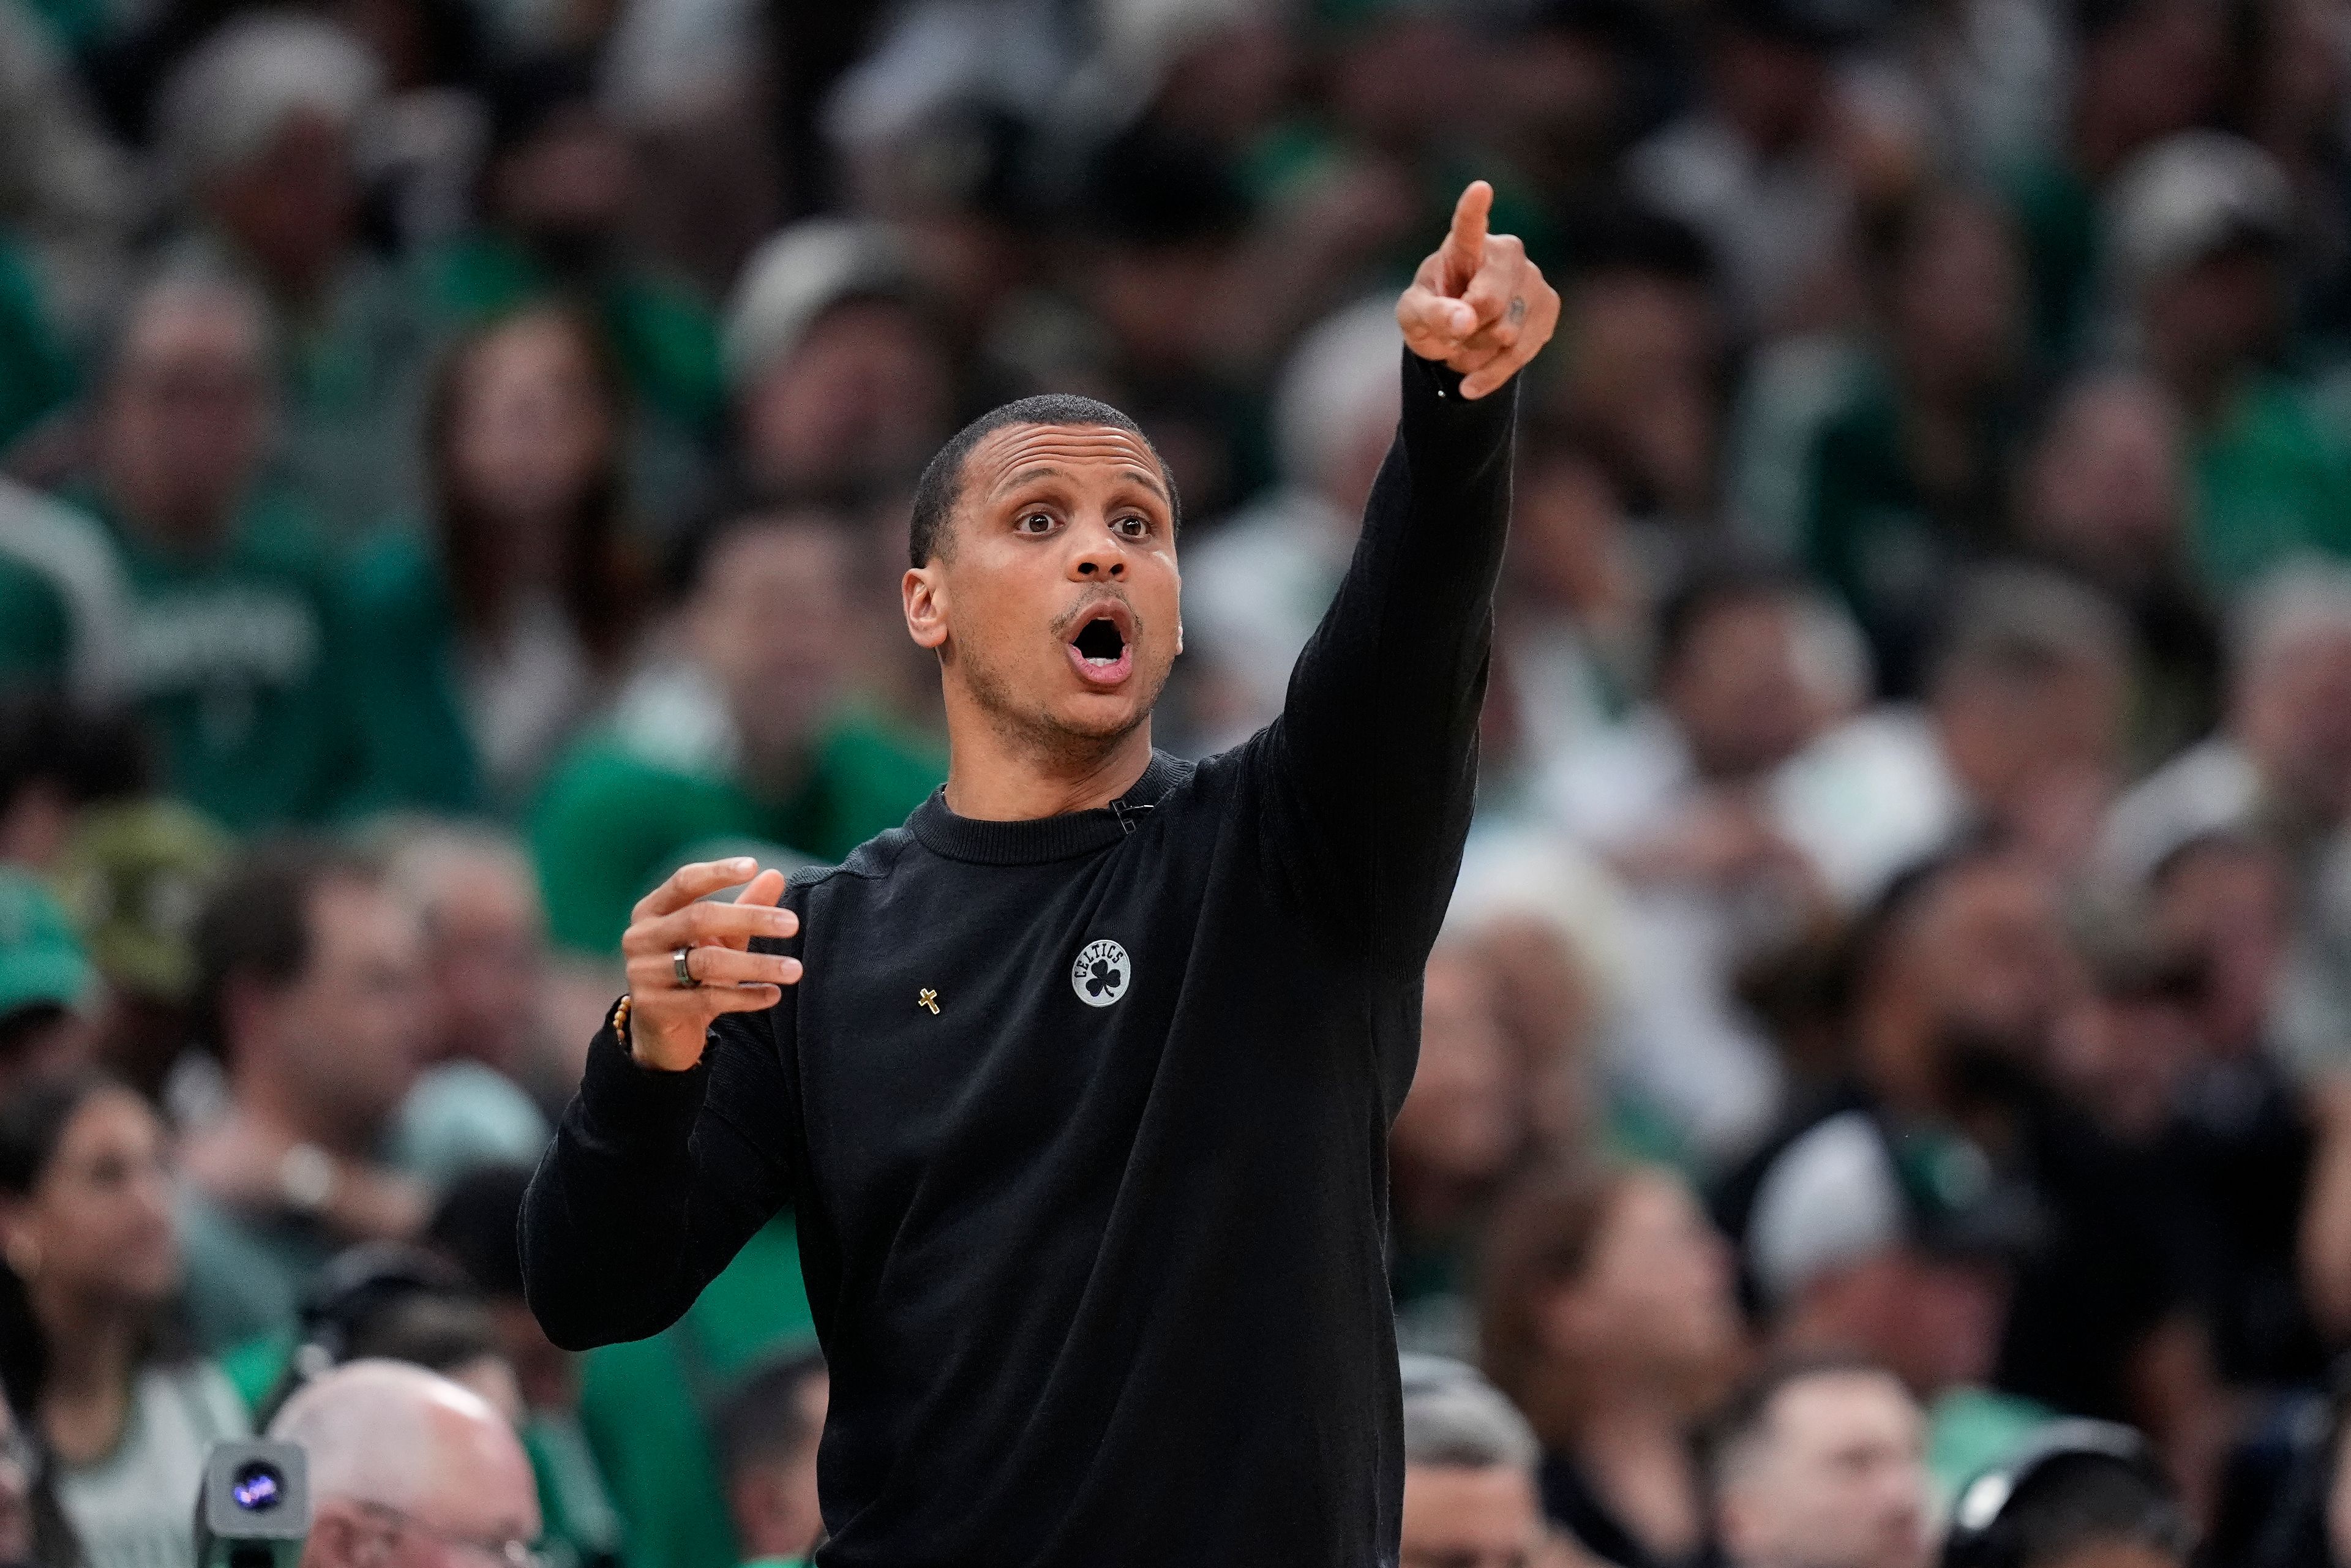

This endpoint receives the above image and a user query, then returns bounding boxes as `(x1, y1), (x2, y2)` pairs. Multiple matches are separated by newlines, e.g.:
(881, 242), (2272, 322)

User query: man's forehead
(968, 422), (1167, 497)
(1773, 1371), (1918, 1438)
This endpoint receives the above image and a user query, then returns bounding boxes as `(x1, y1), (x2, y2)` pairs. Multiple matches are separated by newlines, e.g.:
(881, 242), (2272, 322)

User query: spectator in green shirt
(348, 306), (654, 816)
(0, 272), (405, 830)
(530, 506), (943, 955)
(0, 229), (72, 461)
(2105, 132), (2351, 588)
(1798, 190), (2033, 696)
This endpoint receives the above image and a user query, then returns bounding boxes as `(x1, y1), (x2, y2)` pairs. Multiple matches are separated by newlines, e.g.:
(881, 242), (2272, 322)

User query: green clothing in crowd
(1998, 155), (2101, 359)
(340, 527), (489, 812)
(0, 231), (71, 456)
(1926, 1385), (2055, 1503)
(2189, 375), (2351, 588)
(425, 234), (726, 439)
(165, 233), (437, 543)
(531, 673), (943, 955)
(1801, 368), (2017, 603)
(578, 1217), (817, 1568)
(0, 489), (399, 830)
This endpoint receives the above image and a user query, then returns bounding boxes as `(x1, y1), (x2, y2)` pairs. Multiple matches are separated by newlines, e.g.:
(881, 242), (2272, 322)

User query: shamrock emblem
(1071, 938), (1131, 1007)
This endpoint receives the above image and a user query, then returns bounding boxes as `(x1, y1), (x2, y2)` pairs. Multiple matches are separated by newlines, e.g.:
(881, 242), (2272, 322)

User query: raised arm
(520, 859), (804, 1349)
(1266, 182), (1558, 965)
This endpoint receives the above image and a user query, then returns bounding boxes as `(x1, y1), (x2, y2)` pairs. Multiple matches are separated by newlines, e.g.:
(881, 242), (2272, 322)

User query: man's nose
(1070, 527), (1127, 579)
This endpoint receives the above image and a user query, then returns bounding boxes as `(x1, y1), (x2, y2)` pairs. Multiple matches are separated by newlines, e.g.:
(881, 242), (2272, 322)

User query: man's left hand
(1397, 180), (1560, 400)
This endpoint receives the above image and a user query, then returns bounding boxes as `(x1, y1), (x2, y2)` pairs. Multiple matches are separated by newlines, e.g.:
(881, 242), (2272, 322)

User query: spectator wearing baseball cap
(1732, 1106), (2051, 1499)
(721, 217), (955, 505)
(2102, 132), (2351, 592)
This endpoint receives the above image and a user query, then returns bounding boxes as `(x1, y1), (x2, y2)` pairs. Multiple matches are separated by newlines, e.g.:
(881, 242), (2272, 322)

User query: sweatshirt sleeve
(520, 978), (796, 1351)
(1260, 349), (1517, 970)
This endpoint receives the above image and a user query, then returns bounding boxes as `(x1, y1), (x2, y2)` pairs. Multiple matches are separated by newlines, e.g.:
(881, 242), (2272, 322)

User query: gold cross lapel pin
(917, 988), (940, 1015)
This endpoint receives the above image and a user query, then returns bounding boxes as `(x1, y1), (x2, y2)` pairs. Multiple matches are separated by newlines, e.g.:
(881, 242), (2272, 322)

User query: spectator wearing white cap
(156, 12), (433, 540)
(1714, 843), (2223, 1492)
(1734, 1110), (2049, 1499)
(723, 218), (956, 505)
(2102, 132), (2351, 591)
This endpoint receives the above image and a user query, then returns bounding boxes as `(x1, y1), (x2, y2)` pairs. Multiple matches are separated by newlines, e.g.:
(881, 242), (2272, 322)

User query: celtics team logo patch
(1072, 939), (1130, 1007)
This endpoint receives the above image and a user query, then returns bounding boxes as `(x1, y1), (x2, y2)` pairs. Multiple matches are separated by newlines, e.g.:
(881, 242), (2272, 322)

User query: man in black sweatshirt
(520, 181), (1558, 1566)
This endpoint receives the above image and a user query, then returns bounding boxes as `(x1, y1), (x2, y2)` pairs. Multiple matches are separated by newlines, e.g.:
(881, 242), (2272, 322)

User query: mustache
(1049, 589), (1139, 640)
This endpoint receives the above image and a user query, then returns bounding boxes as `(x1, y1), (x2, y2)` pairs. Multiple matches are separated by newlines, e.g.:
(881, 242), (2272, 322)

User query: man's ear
(903, 565), (948, 651)
(308, 1506), (381, 1568)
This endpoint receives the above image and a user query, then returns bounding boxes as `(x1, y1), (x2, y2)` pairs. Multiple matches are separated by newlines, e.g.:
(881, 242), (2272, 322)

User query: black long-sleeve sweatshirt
(520, 351), (1517, 1567)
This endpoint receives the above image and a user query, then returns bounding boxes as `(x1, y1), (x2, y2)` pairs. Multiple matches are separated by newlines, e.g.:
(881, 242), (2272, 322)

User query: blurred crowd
(5, 0), (2351, 1563)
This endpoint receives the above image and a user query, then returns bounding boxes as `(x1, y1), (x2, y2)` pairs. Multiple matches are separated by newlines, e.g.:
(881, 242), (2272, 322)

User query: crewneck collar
(909, 751), (1189, 865)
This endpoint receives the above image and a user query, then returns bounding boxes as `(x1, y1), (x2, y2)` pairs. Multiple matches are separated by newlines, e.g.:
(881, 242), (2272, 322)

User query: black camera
(195, 1441), (310, 1568)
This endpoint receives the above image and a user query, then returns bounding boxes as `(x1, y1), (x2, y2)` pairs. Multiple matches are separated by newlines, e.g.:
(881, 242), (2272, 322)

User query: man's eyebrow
(992, 465), (1068, 496)
(1117, 467), (1171, 503)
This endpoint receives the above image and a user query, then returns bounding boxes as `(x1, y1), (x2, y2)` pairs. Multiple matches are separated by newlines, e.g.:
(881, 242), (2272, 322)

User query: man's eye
(1016, 512), (1054, 534)
(1112, 515), (1149, 538)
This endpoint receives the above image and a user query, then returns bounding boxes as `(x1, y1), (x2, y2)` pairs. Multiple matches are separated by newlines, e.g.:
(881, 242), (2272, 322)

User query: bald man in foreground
(268, 1360), (540, 1568)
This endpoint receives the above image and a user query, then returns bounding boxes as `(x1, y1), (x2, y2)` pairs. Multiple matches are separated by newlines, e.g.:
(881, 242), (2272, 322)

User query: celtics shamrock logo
(1071, 939), (1130, 1007)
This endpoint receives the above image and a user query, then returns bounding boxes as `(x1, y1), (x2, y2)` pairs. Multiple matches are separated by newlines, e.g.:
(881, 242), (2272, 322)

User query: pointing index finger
(1440, 180), (1494, 293)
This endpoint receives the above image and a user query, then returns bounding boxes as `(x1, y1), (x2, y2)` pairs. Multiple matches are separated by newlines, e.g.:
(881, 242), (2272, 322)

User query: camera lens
(230, 1463), (284, 1512)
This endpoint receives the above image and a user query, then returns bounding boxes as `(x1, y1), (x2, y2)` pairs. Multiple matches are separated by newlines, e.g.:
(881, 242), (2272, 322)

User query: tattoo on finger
(1507, 296), (1527, 327)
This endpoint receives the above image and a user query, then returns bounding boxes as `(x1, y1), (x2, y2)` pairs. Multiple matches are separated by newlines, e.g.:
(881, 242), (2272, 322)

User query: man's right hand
(620, 858), (802, 1070)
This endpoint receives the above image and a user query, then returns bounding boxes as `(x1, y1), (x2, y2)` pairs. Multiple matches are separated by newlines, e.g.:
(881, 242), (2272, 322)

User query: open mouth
(1065, 605), (1134, 687)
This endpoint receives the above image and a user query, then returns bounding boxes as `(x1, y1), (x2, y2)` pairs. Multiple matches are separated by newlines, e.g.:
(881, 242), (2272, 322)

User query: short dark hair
(713, 1348), (828, 1484)
(1708, 1350), (1901, 1490)
(1653, 557), (1812, 682)
(1832, 830), (2022, 1021)
(907, 396), (1178, 568)
(1963, 1452), (2191, 1568)
(191, 838), (383, 1059)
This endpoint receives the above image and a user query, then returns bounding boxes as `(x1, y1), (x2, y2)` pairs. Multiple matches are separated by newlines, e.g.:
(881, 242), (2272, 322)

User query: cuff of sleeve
(576, 999), (710, 1150)
(1401, 348), (1517, 426)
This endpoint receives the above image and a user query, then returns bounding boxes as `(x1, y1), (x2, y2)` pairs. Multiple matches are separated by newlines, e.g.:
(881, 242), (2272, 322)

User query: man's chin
(1047, 689), (1152, 742)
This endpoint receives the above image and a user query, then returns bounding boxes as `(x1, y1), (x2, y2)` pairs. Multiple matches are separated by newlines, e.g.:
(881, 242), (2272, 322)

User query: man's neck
(941, 712), (1155, 822)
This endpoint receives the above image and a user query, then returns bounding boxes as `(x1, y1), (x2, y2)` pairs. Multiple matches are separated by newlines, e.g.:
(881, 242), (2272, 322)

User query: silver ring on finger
(672, 945), (702, 989)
